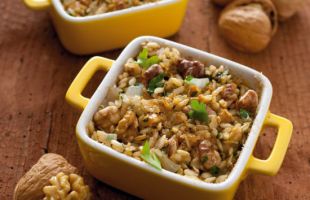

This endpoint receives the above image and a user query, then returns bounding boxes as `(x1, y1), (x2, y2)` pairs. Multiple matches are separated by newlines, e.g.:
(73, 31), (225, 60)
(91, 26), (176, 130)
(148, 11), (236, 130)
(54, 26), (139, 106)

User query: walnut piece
(219, 109), (234, 123)
(221, 83), (238, 101)
(14, 153), (77, 200)
(237, 89), (259, 112)
(124, 58), (142, 76)
(177, 59), (205, 78)
(43, 172), (91, 200)
(143, 64), (164, 85)
(94, 105), (121, 131)
(115, 110), (139, 143)
(218, 0), (278, 53)
(198, 140), (222, 170)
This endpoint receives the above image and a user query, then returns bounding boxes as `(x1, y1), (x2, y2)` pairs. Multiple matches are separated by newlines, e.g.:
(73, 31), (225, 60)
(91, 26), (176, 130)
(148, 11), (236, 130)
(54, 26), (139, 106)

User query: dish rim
(76, 36), (273, 191)
(51, 0), (180, 22)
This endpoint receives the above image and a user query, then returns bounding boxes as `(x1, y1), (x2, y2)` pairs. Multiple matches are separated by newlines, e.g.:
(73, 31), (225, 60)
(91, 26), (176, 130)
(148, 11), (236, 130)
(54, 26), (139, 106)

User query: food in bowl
(87, 41), (259, 183)
(65, 36), (292, 199)
(61, 0), (161, 17)
(24, 0), (188, 54)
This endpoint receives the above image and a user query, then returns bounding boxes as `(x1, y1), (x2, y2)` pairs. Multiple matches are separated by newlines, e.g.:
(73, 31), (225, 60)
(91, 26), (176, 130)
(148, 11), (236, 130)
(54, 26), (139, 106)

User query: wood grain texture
(0, 0), (309, 199)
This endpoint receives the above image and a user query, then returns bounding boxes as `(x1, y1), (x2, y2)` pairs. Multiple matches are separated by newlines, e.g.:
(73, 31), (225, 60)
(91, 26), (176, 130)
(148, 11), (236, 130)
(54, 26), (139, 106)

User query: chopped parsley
(140, 141), (162, 170)
(239, 108), (250, 119)
(210, 166), (220, 176)
(188, 100), (209, 123)
(185, 75), (194, 83)
(137, 48), (160, 69)
(147, 73), (165, 94)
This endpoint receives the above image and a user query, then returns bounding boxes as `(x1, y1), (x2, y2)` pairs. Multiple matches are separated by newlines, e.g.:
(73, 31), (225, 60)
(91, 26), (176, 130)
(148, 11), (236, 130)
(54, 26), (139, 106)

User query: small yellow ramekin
(66, 36), (293, 199)
(23, 0), (188, 55)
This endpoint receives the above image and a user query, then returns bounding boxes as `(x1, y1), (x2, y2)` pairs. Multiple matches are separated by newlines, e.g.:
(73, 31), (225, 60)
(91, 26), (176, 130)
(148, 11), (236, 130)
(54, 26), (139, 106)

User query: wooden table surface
(1, 0), (310, 199)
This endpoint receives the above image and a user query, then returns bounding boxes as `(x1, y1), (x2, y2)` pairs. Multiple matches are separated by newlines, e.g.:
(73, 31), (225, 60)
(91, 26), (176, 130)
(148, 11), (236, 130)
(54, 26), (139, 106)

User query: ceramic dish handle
(24, 0), (51, 10)
(66, 56), (114, 110)
(247, 112), (293, 176)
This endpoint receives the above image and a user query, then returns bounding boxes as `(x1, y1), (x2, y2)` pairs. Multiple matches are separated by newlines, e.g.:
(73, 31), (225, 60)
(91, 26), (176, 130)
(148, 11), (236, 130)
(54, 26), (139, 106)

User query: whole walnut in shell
(271, 0), (303, 21)
(14, 153), (77, 200)
(218, 0), (278, 53)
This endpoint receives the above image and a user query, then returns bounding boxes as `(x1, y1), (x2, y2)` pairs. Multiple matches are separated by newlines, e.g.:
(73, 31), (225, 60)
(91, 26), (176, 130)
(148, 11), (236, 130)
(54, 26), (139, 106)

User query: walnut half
(14, 153), (78, 200)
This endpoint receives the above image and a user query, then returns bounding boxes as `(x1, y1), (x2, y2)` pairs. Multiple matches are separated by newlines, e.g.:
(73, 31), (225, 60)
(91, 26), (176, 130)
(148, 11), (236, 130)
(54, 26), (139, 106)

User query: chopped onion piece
(125, 84), (144, 96)
(154, 149), (180, 173)
(189, 78), (209, 89)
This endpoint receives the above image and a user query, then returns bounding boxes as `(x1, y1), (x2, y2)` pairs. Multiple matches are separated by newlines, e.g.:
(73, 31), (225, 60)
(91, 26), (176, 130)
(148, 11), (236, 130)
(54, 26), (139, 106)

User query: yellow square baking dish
(66, 36), (293, 200)
(24, 0), (188, 55)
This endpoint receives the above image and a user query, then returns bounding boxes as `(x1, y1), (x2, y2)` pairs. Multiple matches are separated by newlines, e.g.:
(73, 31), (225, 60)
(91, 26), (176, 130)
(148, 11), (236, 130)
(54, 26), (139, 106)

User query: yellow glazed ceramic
(66, 37), (293, 200)
(23, 0), (188, 55)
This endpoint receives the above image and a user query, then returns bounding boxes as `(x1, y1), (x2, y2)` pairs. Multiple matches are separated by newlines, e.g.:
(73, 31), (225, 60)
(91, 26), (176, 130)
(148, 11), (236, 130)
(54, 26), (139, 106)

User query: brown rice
(61, 0), (161, 17)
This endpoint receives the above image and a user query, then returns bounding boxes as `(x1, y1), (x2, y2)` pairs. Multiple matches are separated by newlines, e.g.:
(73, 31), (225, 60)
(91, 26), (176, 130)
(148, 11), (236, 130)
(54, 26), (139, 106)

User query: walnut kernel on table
(218, 0), (278, 53)
(43, 172), (91, 200)
(13, 153), (90, 200)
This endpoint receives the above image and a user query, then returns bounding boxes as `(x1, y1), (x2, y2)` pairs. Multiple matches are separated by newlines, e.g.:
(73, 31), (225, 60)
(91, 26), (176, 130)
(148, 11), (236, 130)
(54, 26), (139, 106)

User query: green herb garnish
(210, 166), (220, 176)
(239, 108), (250, 119)
(201, 156), (208, 163)
(147, 73), (165, 94)
(185, 75), (194, 83)
(140, 141), (162, 170)
(106, 134), (117, 141)
(137, 48), (160, 69)
(188, 100), (209, 123)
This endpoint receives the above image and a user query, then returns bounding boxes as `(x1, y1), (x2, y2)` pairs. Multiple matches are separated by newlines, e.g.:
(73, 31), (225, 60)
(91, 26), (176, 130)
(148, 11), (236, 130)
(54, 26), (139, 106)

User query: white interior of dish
(52, 0), (179, 22)
(76, 36), (273, 191)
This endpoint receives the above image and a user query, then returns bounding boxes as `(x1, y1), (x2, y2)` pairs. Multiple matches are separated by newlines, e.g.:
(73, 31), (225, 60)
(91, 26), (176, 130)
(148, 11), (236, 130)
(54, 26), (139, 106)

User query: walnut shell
(271, 0), (303, 21)
(218, 0), (278, 53)
(211, 0), (233, 6)
(14, 153), (77, 200)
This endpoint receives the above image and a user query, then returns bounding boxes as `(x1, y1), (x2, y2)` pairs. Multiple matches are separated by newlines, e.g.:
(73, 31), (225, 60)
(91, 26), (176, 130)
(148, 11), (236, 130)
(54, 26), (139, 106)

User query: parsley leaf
(147, 73), (165, 94)
(210, 166), (220, 176)
(188, 100), (209, 123)
(146, 56), (160, 67)
(239, 108), (249, 119)
(185, 75), (194, 83)
(140, 141), (162, 170)
(137, 48), (160, 69)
